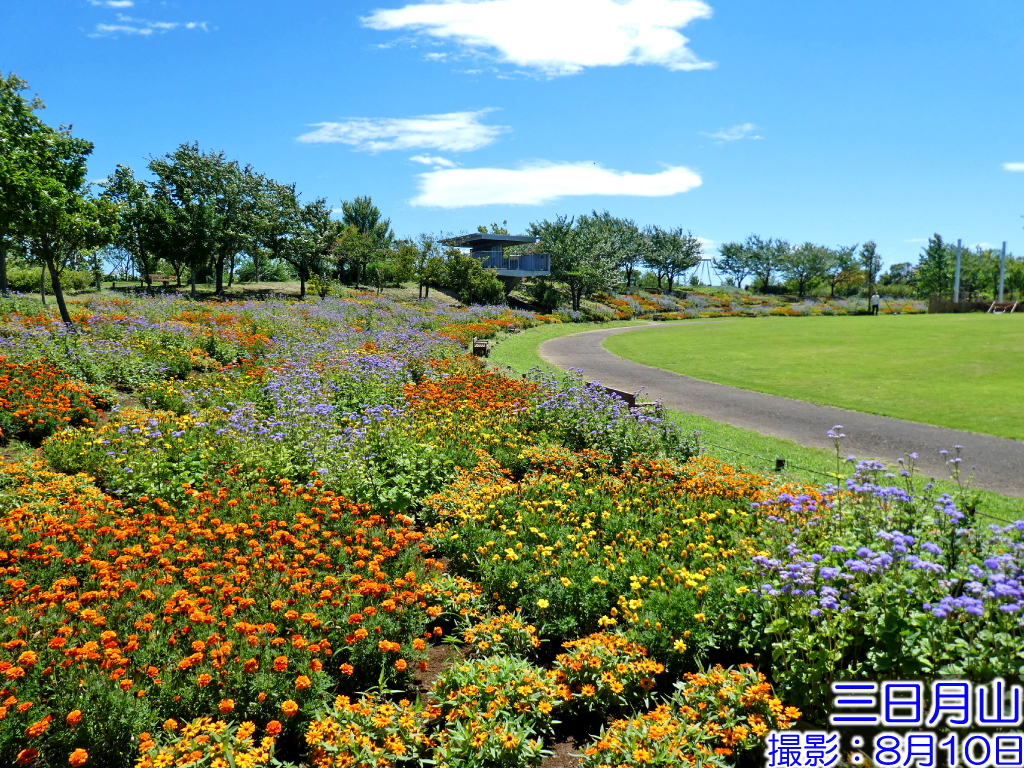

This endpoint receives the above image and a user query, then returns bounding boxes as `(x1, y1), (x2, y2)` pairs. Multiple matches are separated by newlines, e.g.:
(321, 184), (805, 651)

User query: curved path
(540, 323), (1024, 497)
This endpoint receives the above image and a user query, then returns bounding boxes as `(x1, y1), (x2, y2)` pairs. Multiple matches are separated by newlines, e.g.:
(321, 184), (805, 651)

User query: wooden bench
(148, 274), (172, 286)
(599, 385), (637, 408)
(472, 337), (490, 357)
(988, 301), (1018, 314)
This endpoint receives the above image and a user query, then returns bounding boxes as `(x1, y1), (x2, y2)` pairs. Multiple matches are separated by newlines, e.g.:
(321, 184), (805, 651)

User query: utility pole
(999, 241), (1007, 303)
(952, 239), (962, 303)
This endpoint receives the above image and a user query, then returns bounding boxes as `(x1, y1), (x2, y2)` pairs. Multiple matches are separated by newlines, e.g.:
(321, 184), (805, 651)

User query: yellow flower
(674, 639), (688, 653)
(537, 599), (549, 609)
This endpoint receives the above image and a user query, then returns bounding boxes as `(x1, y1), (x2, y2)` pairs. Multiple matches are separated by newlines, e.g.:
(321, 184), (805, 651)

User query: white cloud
(363, 0), (713, 76)
(1004, 162), (1024, 172)
(90, 12), (208, 36)
(94, 23), (152, 35)
(297, 109), (507, 153)
(410, 155), (458, 168)
(88, 0), (135, 6)
(411, 161), (702, 207)
(702, 122), (761, 143)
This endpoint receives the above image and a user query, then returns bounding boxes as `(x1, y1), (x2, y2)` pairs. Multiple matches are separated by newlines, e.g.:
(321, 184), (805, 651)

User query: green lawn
(489, 318), (1024, 520)
(604, 314), (1024, 440)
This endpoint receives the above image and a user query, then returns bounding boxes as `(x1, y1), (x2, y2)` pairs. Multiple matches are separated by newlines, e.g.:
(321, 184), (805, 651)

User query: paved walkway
(540, 323), (1024, 497)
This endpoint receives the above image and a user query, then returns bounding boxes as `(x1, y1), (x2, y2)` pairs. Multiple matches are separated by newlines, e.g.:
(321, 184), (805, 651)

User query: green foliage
(5, 266), (93, 293)
(530, 213), (619, 312)
(916, 233), (953, 297)
(443, 250), (505, 305)
(524, 279), (562, 313)
(643, 225), (702, 293)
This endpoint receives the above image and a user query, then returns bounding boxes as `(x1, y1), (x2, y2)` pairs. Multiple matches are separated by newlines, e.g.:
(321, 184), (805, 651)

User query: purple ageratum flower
(921, 542), (942, 557)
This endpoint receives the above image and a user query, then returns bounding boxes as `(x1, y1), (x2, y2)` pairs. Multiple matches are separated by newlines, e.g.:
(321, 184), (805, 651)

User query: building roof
(439, 233), (539, 249)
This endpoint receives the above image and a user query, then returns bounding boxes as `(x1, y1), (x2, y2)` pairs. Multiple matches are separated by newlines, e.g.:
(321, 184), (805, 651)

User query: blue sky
(3, 0), (1023, 267)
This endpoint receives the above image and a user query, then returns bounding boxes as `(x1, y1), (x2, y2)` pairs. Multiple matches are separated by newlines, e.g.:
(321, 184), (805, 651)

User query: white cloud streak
(1004, 162), (1024, 172)
(411, 161), (702, 207)
(89, 0), (135, 6)
(410, 155), (458, 167)
(363, 0), (713, 76)
(297, 110), (507, 153)
(90, 12), (209, 37)
(703, 122), (761, 142)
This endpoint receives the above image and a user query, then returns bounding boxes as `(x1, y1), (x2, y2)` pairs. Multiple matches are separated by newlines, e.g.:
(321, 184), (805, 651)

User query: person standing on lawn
(870, 293), (880, 316)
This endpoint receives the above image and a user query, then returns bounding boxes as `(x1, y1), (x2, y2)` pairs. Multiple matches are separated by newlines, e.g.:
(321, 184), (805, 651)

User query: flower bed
(0, 294), (1007, 767)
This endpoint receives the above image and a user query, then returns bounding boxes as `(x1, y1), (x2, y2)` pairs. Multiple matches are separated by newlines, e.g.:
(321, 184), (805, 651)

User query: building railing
(475, 251), (551, 273)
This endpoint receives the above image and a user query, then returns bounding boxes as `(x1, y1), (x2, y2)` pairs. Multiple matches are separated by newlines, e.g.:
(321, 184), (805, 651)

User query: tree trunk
(418, 281), (423, 300)
(175, 268), (182, 287)
(44, 254), (75, 329)
(191, 268), (197, 299)
(40, 264), (46, 305)
(228, 252), (235, 288)
(215, 253), (225, 294)
(425, 284), (430, 299)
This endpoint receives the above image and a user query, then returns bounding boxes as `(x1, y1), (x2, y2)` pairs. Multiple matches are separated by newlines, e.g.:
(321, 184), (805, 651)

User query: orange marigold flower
(26, 715), (52, 738)
(394, 659), (408, 672)
(66, 710), (82, 726)
(219, 699), (234, 714)
(273, 656), (288, 672)
(266, 720), (282, 736)
(16, 748), (38, 765)
(281, 700), (299, 717)
(196, 674), (212, 687)
(17, 651), (37, 667)
(69, 748), (89, 766)
(413, 639), (426, 651)
(340, 664), (354, 675)
(243, 658), (259, 673)
(295, 675), (311, 691)
(163, 718), (179, 732)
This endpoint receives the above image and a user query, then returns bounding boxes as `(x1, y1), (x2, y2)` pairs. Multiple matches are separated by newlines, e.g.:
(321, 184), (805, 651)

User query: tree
(414, 233), (448, 300)
(281, 198), (337, 299)
(149, 144), (220, 298)
(20, 119), (116, 326)
(879, 261), (916, 286)
(713, 242), (754, 289)
(102, 164), (163, 286)
(612, 217), (645, 289)
(334, 224), (375, 288)
(783, 242), (830, 297)
(0, 72), (48, 295)
(822, 245), (859, 298)
(859, 241), (881, 296)
(441, 250), (504, 305)
(643, 226), (702, 293)
(958, 247), (997, 301)
(530, 214), (617, 311)
(733, 235), (789, 293)
(340, 196), (393, 285)
(916, 234), (953, 298)
(368, 240), (416, 295)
